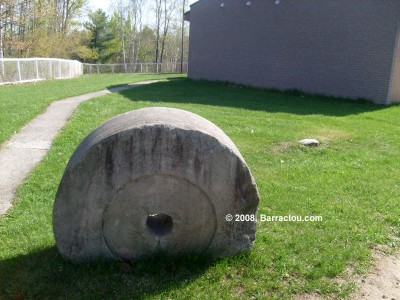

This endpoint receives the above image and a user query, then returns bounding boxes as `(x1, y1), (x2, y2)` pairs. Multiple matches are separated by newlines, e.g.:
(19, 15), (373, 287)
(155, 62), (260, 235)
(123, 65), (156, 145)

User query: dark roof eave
(183, 11), (190, 22)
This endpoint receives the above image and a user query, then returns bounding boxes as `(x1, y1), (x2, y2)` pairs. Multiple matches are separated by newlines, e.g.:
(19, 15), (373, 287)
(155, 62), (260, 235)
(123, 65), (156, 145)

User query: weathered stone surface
(53, 107), (259, 263)
(299, 139), (320, 147)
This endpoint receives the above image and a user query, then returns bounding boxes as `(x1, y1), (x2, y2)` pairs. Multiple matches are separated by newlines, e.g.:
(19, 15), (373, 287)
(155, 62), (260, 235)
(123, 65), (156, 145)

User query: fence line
(0, 59), (188, 85)
(83, 62), (188, 75)
(0, 58), (83, 85)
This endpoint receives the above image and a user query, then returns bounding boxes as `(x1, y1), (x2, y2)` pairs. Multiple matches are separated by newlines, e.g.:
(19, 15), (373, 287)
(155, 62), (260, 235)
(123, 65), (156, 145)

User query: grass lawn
(0, 73), (184, 145)
(0, 79), (399, 299)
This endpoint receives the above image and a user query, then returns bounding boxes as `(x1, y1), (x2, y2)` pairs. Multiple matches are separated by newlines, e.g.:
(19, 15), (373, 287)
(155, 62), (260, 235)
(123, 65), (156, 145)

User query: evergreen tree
(85, 9), (113, 63)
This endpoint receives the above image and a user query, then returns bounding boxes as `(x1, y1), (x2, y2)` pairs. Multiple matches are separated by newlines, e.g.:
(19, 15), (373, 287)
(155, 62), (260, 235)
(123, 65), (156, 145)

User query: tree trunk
(159, 0), (175, 70)
(135, 3), (142, 64)
(122, 36), (127, 71)
(0, 3), (3, 58)
(130, 6), (137, 64)
(63, 0), (77, 35)
(120, 12), (127, 70)
(62, 0), (69, 34)
(9, 2), (14, 56)
(0, 2), (4, 78)
(159, 0), (167, 65)
(180, 0), (186, 73)
(129, 0), (143, 64)
(154, 0), (162, 65)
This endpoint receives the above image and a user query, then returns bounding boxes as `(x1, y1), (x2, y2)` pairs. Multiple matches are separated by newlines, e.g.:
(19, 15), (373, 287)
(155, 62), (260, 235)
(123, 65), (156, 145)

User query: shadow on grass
(105, 75), (185, 92)
(112, 79), (391, 117)
(0, 246), (217, 299)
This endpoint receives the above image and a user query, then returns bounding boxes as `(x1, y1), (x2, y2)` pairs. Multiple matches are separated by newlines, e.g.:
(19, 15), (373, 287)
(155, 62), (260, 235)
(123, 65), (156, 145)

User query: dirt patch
(352, 251), (400, 299)
(293, 250), (400, 299)
(271, 141), (294, 153)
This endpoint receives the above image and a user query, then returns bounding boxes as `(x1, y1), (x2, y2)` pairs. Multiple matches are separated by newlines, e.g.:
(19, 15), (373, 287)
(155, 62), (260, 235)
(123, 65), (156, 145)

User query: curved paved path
(0, 80), (160, 214)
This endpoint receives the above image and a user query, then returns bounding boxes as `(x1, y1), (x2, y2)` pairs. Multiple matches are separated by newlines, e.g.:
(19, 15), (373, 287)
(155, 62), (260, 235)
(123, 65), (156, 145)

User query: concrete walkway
(0, 80), (160, 214)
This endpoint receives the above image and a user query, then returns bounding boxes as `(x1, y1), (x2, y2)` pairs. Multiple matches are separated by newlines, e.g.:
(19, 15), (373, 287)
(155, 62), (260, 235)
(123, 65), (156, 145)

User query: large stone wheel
(53, 107), (259, 263)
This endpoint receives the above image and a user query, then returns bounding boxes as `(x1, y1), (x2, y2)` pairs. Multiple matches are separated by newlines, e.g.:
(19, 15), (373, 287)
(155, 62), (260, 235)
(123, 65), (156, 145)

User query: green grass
(0, 73), (185, 145)
(0, 79), (399, 299)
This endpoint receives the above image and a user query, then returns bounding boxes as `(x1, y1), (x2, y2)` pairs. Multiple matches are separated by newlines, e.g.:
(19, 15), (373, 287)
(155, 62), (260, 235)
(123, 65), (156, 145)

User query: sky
(88, 0), (109, 12)
(86, 0), (197, 26)
(87, 0), (198, 14)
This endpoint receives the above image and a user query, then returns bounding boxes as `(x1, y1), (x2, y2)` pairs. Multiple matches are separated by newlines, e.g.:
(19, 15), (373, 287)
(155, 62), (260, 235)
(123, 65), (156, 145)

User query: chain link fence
(0, 58), (83, 85)
(0, 59), (188, 85)
(83, 62), (188, 74)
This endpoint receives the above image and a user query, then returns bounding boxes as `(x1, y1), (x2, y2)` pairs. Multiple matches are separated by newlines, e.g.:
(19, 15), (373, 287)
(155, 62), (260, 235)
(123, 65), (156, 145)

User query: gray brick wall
(187, 0), (400, 104)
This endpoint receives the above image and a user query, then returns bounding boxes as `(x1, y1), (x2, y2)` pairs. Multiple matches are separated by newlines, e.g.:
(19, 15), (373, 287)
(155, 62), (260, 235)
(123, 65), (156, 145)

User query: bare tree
(159, 0), (177, 66)
(112, 0), (128, 69)
(60, 0), (86, 34)
(154, 0), (162, 65)
(129, 0), (144, 64)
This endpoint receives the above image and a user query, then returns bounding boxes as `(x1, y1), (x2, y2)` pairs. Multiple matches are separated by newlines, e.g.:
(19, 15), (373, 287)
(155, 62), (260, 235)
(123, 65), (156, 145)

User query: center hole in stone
(146, 213), (173, 236)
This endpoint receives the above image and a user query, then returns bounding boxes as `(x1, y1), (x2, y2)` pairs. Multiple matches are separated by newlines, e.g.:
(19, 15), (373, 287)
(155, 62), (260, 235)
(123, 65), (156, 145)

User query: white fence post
(0, 60), (5, 80)
(16, 60), (22, 82)
(35, 59), (39, 80)
(48, 60), (52, 79)
(0, 59), (4, 79)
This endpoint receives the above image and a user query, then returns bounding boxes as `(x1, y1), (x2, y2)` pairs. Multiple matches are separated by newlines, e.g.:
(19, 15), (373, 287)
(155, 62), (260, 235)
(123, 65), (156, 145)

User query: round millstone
(53, 107), (259, 263)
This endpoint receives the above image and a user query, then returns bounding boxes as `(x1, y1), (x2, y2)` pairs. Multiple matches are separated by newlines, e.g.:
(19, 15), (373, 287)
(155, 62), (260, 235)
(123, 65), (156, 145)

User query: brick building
(185, 0), (400, 104)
